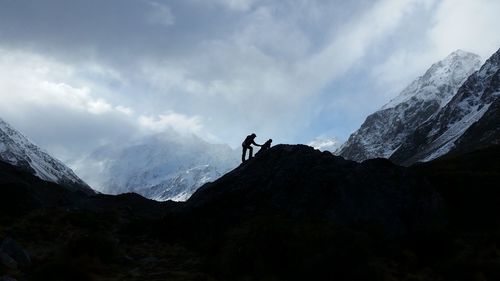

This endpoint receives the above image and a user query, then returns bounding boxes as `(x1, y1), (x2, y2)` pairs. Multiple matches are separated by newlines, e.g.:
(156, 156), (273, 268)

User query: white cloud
(0, 50), (124, 116)
(429, 0), (500, 59)
(0, 49), (206, 160)
(115, 105), (134, 116)
(138, 112), (204, 136)
(0, 50), (123, 157)
(211, 0), (258, 11)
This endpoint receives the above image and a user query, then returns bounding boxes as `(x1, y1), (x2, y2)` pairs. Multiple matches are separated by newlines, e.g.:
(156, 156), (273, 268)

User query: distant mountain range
(307, 136), (342, 152)
(0, 118), (93, 194)
(339, 48), (500, 165)
(73, 132), (239, 201)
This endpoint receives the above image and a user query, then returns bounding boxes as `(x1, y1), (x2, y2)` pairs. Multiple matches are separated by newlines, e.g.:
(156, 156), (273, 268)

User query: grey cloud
(0, 0), (368, 66)
(12, 108), (137, 162)
(0, 0), (234, 67)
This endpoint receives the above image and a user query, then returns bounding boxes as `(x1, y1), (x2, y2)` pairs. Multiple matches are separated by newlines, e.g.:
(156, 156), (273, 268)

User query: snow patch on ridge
(423, 103), (491, 162)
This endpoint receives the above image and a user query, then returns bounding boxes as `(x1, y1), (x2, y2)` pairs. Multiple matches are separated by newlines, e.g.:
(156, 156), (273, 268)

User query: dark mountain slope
(1, 144), (500, 281)
(0, 160), (173, 219)
(0, 160), (85, 216)
(411, 145), (500, 229)
(187, 144), (443, 235)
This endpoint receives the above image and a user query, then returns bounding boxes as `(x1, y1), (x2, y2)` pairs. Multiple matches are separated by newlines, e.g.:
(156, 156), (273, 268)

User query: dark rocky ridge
(1, 144), (499, 280)
(411, 145), (500, 229)
(0, 160), (170, 219)
(187, 144), (443, 235)
(0, 160), (84, 216)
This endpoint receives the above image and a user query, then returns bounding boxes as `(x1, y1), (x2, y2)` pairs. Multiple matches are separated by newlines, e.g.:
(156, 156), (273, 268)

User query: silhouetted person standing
(256, 139), (272, 156)
(242, 133), (261, 162)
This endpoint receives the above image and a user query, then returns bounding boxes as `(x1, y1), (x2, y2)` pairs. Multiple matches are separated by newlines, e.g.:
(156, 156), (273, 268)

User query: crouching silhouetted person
(242, 133), (261, 162)
(256, 139), (272, 156)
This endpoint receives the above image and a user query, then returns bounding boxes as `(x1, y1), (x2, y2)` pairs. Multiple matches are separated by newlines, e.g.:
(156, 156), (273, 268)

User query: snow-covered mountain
(0, 118), (93, 193)
(307, 136), (343, 152)
(339, 50), (482, 162)
(73, 131), (239, 201)
(139, 164), (225, 201)
(390, 47), (500, 165)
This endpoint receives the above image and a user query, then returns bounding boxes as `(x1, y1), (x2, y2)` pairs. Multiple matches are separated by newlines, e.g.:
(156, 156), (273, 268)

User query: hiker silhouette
(242, 133), (261, 162)
(256, 139), (272, 156)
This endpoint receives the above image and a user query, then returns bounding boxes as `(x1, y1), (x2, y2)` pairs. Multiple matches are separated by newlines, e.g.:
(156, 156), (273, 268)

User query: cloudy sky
(0, 0), (499, 164)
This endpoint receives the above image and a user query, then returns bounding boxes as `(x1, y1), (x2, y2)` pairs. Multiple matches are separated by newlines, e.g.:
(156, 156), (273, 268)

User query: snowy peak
(74, 131), (239, 201)
(0, 118), (92, 193)
(139, 164), (226, 202)
(382, 50), (481, 110)
(390, 47), (500, 164)
(339, 50), (482, 162)
(422, 50), (481, 90)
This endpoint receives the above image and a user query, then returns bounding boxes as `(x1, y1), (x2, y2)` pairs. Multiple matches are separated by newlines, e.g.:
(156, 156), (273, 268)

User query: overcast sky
(0, 0), (499, 163)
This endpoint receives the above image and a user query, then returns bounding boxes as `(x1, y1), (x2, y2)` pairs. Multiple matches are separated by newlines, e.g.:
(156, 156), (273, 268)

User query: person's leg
(242, 146), (247, 162)
(249, 146), (253, 158)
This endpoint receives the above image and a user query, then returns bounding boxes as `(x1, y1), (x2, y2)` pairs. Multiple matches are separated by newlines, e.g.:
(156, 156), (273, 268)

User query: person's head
(251, 133), (256, 138)
(267, 139), (272, 144)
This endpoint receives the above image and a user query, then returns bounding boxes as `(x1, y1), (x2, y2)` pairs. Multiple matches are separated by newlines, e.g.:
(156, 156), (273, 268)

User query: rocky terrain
(1, 142), (499, 281)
